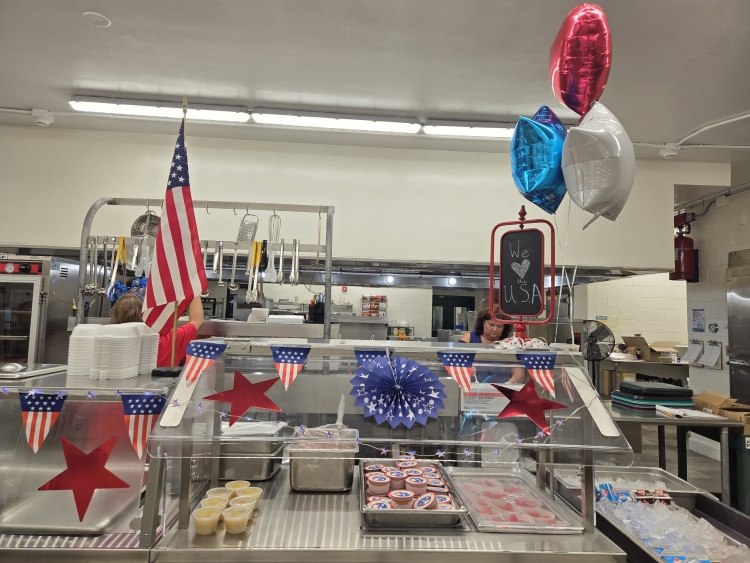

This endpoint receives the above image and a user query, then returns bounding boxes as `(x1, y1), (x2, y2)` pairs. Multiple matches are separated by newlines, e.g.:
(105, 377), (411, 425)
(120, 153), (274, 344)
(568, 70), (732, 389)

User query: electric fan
(582, 320), (616, 392)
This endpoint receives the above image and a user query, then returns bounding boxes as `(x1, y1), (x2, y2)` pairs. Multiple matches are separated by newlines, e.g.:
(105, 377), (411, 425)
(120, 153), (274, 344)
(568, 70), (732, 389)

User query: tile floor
(600, 425), (721, 493)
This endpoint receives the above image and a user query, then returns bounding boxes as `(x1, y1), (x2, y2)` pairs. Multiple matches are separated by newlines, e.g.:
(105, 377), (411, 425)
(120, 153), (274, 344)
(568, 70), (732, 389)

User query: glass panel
(0, 281), (35, 363)
(148, 340), (633, 461)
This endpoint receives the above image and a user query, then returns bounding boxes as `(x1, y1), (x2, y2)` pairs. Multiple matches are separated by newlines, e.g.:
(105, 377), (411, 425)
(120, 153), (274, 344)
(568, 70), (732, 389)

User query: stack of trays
(612, 381), (694, 411)
(66, 324), (100, 376)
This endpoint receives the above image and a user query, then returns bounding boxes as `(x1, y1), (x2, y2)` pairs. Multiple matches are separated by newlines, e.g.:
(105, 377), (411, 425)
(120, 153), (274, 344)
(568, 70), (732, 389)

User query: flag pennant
(437, 351), (476, 392)
(270, 346), (310, 389)
(121, 394), (167, 459)
(182, 341), (227, 385)
(142, 120), (207, 334)
(561, 365), (575, 402)
(354, 349), (392, 367)
(19, 391), (67, 453)
(517, 353), (557, 397)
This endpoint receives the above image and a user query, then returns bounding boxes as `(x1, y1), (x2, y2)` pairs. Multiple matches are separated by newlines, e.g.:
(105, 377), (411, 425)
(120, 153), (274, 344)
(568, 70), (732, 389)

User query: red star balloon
(38, 436), (129, 521)
(203, 371), (281, 426)
(492, 379), (567, 435)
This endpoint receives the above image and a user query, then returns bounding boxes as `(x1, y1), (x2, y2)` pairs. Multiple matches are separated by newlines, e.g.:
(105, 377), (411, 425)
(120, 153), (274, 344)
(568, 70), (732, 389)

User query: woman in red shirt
(110, 293), (204, 367)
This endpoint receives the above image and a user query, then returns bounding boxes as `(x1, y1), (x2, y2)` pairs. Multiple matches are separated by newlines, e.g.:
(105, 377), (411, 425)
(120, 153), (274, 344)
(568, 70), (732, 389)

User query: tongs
(228, 242), (240, 292)
(246, 241), (262, 303)
(289, 239), (300, 286)
(277, 239), (285, 285)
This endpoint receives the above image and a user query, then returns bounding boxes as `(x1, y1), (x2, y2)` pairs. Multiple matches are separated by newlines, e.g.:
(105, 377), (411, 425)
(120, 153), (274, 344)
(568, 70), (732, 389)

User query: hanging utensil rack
(76, 198), (335, 337)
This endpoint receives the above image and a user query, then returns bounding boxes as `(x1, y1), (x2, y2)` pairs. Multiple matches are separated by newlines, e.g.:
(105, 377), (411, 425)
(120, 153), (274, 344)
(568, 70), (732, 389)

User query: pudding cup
(193, 507), (222, 535)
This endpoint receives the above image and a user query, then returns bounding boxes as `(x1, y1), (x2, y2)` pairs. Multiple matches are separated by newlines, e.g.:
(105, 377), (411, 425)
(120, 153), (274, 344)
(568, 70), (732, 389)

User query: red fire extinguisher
(670, 213), (697, 281)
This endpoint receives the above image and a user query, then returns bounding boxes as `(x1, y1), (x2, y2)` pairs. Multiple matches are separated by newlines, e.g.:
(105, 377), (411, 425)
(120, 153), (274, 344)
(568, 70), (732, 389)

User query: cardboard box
(693, 391), (737, 415)
(602, 370), (627, 396)
(719, 404), (750, 434)
(621, 336), (680, 363)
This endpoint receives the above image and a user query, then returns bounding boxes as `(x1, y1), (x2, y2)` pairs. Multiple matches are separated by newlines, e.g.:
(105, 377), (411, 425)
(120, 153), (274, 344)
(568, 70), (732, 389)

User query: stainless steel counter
(152, 466), (626, 563)
(606, 401), (743, 505)
(197, 320), (340, 339)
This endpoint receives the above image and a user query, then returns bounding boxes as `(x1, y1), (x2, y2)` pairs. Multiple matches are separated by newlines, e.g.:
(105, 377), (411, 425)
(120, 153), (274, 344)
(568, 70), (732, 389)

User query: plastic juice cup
(200, 497), (229, 512)
(206, 487), (232, 499)
(238, 486), (263, 501)
(230, 495), (258, 512)
(193, 507), (222, 535)
(225, 480), (251, 498)
(222, 506), (251, 534)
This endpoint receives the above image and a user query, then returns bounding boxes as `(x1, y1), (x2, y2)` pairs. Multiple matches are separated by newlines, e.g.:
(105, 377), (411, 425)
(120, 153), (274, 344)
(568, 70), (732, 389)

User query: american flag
(561, 365), (575, 401)
(354, 349), (390, 366)
(437, 351), (475, 392)
(183, 341), (227, 385)
(271, 346), (310, 389)
(142, 120), (207, 334)
(19, 392), (67, 453)
(121, 394), (167, 459)
(517, 353), (557, 397)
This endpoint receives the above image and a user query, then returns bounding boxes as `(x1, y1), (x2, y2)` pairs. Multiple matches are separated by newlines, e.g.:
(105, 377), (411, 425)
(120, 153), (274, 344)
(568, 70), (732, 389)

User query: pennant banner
(354, 349), (393, 367)
(271, 346), (310, 389)
(121, 394), (167, 459)
(517, 353), (557, 397)
(19, 391), (67, 453)
(437, 351), (476, 392)
(183, 341), (227, 385)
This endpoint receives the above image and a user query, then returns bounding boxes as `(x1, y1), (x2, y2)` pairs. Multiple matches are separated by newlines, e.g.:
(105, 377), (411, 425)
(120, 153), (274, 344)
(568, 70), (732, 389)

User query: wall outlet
(716, 195), (728, 208)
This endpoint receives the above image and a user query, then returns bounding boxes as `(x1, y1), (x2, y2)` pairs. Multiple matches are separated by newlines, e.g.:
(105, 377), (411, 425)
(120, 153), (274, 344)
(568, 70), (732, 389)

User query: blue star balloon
(510, 105), (567, 214)
(349, 356), (446, 429)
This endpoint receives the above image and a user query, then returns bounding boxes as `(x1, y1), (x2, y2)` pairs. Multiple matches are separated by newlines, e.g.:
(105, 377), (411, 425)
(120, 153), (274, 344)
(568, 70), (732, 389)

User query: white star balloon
(561, 102), (635, 229)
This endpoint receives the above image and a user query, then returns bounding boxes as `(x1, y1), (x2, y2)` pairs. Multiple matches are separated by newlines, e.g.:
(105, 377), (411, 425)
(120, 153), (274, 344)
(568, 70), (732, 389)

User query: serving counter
(0, 340), (673, 563)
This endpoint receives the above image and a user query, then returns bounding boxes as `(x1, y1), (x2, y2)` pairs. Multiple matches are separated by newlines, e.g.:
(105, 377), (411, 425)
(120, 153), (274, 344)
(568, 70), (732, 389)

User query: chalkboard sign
(499, 228), (545, 317)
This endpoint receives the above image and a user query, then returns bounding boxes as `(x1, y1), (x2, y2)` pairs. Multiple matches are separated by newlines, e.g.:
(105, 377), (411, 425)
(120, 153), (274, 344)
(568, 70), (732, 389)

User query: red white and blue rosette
(349, 356), (446, 429)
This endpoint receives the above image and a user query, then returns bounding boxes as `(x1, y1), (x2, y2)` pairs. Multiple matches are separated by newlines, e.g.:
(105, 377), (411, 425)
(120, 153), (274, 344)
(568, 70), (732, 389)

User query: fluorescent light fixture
(423, 120), (515, 139)
(251, 108), (421, 134)
(69, 96), (250, 122)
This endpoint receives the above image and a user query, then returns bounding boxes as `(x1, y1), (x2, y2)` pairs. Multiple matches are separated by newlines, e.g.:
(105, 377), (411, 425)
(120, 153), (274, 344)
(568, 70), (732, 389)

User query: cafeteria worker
(459, 306), (525, 384)
(110, 293), (204, 367)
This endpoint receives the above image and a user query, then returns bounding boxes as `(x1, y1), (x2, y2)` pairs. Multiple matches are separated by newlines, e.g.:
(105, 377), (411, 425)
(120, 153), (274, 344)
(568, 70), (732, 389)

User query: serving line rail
(606, 401), (743, 504)
(75, 197), (335, 337)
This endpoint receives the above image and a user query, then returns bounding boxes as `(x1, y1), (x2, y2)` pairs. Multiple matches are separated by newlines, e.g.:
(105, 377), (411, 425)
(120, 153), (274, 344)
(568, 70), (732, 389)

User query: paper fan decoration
(349, 356), (446, 429)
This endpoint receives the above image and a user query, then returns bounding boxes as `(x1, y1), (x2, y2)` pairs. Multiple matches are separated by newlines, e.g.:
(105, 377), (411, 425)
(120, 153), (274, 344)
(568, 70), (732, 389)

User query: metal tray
(594, 494), (750, 563)
(289, 446), (356, 492)
(219, 444), (284, 481)
(359, 459), (469, 528)
(554, 466), (705, 514)
(448, 466), (584, 534)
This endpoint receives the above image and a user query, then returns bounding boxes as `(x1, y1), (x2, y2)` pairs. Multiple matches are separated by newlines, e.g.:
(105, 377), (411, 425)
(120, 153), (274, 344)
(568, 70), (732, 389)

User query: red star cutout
(38, 436), (129, 521)
(203, 371), (281, 426)
(492, 379), (567, 435)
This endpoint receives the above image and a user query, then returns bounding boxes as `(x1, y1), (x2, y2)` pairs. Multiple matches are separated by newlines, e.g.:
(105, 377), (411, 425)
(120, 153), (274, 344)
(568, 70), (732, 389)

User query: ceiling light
(251, 108), (421, 134)
(448, 277), (457, 286)
(69, 96), (250, 122)
(385, 276), (395, 284)
(423, 120), (515, 139)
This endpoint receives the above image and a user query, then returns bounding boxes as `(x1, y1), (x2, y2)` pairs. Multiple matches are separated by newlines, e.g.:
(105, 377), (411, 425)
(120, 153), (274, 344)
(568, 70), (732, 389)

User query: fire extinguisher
(670, 213), (697, 281)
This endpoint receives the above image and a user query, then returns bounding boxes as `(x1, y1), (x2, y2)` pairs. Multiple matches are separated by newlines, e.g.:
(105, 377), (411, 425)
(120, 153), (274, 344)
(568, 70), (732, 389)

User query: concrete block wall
(685, 191), (750, 395)
(576, 273), (688, 345)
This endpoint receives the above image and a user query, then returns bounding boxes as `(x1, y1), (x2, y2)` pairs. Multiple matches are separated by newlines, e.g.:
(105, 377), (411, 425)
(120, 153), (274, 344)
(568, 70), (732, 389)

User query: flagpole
(170, 96), (188, 370)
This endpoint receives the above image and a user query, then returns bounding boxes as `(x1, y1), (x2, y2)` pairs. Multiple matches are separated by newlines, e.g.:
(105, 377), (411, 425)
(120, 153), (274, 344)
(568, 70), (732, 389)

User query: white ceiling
(1, 0), (750, 160)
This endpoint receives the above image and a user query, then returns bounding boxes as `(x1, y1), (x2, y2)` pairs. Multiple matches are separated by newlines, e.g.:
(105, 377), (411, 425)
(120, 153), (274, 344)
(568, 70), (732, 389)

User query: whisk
(265, 209), (281, 282)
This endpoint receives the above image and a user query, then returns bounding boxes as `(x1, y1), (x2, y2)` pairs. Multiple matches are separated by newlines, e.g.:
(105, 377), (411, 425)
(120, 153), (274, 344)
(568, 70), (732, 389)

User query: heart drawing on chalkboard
(511, 259), (531, 279)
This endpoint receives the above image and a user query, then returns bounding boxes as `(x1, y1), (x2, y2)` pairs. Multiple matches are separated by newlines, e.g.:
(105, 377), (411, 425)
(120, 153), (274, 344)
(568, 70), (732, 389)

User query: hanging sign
(489, 206), (556, 332)
(500, 229), (545, 316)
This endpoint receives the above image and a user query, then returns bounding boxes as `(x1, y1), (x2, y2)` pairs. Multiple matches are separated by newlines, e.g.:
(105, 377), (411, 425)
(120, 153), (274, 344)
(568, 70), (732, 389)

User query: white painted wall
(0, 125), (730, 269)
(260, 284), (433, 337)
(685, 192), (750, 395)
(575, 274), (688, 345)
